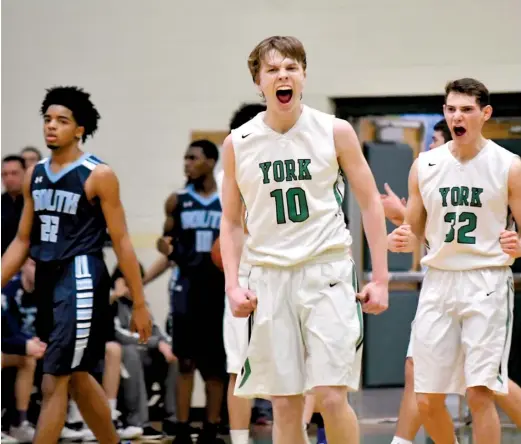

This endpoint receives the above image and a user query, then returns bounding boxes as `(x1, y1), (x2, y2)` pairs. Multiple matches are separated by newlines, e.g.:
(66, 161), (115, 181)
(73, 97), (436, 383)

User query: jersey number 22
(40, 215), (60, 243)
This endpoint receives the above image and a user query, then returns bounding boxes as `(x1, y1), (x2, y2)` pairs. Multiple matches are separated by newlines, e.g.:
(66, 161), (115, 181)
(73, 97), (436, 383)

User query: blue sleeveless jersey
(29, 153), (107, 262)
(170, 184), (222, 271)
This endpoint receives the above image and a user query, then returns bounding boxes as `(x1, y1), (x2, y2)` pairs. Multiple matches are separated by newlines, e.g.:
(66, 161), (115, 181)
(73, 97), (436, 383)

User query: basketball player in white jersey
(220, 36), (389, 444)
(386, 120), (521, 444)
(388, 78), (521, 444)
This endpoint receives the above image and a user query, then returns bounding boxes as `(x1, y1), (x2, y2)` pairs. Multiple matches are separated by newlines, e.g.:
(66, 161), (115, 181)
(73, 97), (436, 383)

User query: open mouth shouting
(453, 126), (467, 137)
(276, 87), (293, 104)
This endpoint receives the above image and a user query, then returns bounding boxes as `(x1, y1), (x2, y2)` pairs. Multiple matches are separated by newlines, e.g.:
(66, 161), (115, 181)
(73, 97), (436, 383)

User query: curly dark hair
(40, 86), (101, 142)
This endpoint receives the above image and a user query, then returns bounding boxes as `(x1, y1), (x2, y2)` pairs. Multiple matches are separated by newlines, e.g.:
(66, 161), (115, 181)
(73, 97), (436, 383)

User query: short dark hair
(21, 146), (43, 160)
(445, 78), (490, 109)
(229, 103), (267, 130)
(40, 86), (101, 143)
(2, 155), (26, 169)
(433, 119), (452, 143)
(189, 139), (219, 162)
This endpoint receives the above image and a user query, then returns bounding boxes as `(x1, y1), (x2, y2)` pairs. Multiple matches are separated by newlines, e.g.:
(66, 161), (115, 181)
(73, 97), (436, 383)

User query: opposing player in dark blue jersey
(157, 139), (226, 444)
(1, 86), (152, 444)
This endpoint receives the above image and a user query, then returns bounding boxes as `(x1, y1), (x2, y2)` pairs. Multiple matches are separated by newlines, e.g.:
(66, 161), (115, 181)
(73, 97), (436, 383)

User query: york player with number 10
(389, 78), (521, 444)
(1, 86), (152, 444)
(220, 36), (389, 444)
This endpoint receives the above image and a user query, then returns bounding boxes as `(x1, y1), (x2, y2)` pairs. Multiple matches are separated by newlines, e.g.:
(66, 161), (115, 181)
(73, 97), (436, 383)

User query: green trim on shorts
(497, 277), (514, 384)
(350, 258), (364, 350)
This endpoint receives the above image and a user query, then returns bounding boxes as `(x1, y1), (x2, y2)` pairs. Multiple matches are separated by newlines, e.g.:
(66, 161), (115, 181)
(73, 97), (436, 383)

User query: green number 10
(270, 187), (309, 224)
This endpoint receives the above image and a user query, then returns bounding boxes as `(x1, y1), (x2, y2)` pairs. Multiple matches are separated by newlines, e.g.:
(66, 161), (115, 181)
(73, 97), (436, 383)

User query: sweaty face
(257, 50), (305, 112)
(184, 146), (212, 181)
(443, 93), (491, 144)
(429, 130), (446, 150)
(1, 160), (24, 195)
(43, 105), (84, 150)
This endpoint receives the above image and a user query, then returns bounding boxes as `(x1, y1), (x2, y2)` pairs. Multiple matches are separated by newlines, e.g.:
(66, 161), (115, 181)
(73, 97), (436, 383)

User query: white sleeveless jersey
(231, 105), (352, 267)
(419, 141), (516, 271)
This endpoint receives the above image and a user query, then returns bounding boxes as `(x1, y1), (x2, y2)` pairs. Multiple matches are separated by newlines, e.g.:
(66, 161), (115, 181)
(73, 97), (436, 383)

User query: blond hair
(248, 36), (307, 83)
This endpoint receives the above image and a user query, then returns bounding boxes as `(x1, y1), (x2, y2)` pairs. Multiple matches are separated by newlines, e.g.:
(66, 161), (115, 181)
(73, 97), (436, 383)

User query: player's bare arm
(403, 159), (427, 239)
(334, 119), (388, 281)
(501, 156), (521, 258)
(157, 193), (177, 256)
(1, 166), (36, 287)
(143, 255), (172, 285)
(88, 164), (152, 341)
(334, 118), (389, 314)
(220, 135), (257, 317)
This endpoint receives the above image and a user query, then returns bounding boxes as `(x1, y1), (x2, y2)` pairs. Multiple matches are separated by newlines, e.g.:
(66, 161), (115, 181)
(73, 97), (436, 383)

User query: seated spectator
(112, 263), (177, 439)
(1, 259), (45, 442)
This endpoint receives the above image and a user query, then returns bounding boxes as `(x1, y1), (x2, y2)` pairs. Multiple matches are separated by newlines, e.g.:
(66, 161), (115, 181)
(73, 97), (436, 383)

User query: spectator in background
(1, 259), (45, 442)
(1, 155), (25, 256)
(112, 263), (177, 440)
(20, 147), (43, 168)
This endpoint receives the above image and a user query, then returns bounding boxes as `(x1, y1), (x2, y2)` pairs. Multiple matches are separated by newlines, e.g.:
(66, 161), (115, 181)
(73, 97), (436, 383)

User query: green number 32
(444, 211), (477, 244)
(270, 187), (310, 224)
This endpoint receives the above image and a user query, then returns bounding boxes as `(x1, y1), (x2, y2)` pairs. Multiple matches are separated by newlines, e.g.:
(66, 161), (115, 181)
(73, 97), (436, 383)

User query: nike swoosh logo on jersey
(242, 133), (252, 139)
(329, 282), (338, 288)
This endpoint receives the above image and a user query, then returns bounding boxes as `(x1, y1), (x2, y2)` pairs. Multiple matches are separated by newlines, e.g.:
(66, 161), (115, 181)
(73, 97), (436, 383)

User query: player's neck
(192, 175), (217, 196)
(450, 135), (488, 162)
(49, 144), (84, 166)
(264, 104), (303, 134)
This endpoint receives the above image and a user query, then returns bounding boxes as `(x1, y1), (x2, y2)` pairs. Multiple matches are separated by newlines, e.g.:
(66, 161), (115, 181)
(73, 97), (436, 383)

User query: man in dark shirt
(1, 155), (25, 256)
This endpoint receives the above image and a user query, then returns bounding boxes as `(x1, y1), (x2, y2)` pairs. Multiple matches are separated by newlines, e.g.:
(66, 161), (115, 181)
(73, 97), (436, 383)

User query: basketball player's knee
(105, 341), (122, 365)
(466, 386), (494, 413)
(271, 396), (302, 423)
(21, 355), (37, 372)
(178, 358), (196, 374)
(314, 386), (348, 416)
(41, 374), (68, 399)
(416, 393), (445, 417)
(404, 357), (415, 388)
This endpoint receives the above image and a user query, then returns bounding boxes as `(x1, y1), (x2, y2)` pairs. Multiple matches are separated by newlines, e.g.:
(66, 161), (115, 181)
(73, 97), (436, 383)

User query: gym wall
(3, 0), (521, 332)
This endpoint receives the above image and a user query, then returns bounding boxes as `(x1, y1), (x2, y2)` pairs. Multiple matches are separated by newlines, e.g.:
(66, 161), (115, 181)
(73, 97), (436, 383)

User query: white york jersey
(231, 105), (351, 267)
(419, 141), (517, 271)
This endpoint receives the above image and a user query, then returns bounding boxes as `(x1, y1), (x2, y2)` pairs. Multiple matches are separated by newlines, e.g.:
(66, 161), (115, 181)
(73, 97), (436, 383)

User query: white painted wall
(2, 0), (520, 405)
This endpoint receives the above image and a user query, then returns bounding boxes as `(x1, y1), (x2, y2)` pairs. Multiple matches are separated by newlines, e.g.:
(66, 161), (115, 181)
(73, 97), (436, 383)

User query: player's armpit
(1, 166), (36, 287)
(403, 159), (427, 240)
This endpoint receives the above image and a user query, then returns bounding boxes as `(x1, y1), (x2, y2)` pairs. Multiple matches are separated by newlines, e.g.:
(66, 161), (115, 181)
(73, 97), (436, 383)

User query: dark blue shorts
(34, 254), (111, 376)
(169, 269), (226, 379)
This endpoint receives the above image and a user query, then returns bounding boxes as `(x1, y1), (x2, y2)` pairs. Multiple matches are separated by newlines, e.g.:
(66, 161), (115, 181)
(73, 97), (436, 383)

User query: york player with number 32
(1, 86), (152, 444)
(389, 78), (521, 444)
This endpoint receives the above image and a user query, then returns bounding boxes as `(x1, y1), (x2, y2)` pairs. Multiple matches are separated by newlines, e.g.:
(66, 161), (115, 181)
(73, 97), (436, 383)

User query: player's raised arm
(220, 135), (246, 293)
(91, 164), (152, 341)
(334, 118), (389, 285)
(501, 156), (521, 258)
(403, 159), (427, 240)
(1, 166), (35, 287)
